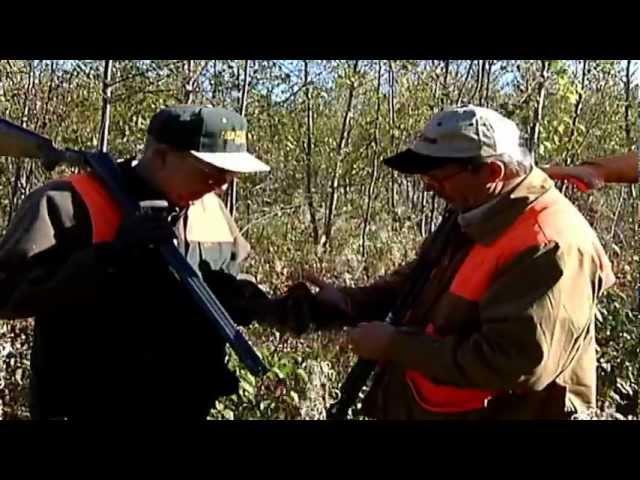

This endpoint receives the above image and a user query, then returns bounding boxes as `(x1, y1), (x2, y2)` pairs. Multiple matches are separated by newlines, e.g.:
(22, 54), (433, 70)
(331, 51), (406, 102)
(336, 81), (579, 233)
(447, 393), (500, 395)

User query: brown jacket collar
(460, 167), (555, 245)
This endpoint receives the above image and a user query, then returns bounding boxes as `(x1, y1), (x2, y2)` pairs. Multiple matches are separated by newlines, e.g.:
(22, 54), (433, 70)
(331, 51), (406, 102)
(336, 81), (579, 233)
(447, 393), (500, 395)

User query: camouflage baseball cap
(147, 105), (270, 173)
(384, 104), (529, 174)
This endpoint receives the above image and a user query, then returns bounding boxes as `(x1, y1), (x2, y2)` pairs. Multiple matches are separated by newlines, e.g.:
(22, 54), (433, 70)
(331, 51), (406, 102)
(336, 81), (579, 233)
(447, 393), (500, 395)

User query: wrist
(380, 327), (403, 362)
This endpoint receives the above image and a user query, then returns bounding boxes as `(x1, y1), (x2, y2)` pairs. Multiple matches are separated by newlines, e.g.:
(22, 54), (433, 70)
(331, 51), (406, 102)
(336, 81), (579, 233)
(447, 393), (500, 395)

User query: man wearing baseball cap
(0, 105), (299, 420)
(289, 105), (616, 419)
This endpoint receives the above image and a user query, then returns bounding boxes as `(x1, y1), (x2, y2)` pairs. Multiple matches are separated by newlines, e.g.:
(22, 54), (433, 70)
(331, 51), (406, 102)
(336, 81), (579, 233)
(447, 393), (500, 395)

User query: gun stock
(0, 117), (83, 171)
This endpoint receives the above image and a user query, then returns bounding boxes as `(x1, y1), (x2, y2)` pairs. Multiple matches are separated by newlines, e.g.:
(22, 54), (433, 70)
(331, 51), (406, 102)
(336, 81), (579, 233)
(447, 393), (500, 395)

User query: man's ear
(486, 160), (505, 183)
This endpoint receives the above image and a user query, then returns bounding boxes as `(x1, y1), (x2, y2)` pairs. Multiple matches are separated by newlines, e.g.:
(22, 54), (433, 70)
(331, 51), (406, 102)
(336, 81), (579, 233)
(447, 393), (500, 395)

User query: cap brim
(190, 151), (271, 173)
(383, 149), (465, 174)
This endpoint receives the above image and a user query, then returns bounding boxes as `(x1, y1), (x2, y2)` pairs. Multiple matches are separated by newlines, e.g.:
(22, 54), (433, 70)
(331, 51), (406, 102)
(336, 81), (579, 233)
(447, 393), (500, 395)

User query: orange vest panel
(67, 173), (123, 243)
(405, 205), (554, 413)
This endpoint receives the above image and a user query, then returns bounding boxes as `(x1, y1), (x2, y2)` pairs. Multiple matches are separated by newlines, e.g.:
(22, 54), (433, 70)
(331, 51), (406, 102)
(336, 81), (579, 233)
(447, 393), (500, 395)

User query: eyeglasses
(421, 167), (468, 188)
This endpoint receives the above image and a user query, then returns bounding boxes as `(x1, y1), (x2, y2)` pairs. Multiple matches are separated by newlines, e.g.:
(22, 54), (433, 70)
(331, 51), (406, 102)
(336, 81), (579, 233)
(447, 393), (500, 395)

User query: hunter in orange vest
(290, 105), (615, 419)
(0, 105), (278, 420)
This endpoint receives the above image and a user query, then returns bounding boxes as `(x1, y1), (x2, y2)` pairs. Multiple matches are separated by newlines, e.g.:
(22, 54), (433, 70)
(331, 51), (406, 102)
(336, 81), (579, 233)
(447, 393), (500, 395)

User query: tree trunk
(27, 61), (58, 189)
(565, 60), (589, 162)
(428, 191), (437, 234)
(442, 59), (450, 106)
(624, 60), (633, 148)
(184, 60), (197, 104)
(324, 60), (358, 248)
(98, 60), (113, 153)
(226, 60), (250, 218)
(388, 60), (397, 212)
(416, 60), (452, 235)
(361, 61), (383, 259)
(528, 61), (550, 155)
(455, 60), (475, 105)
(40, 61), (57, 131)
(432, 64), (441, 111)
(303, 60), (320, 246)
(184, 60), (194, 103)
(211, 60), (218, 100)
(404, 176), (411, 207)
(476, 60), (486, 105)
(183, 60), (209, 104)
(388, 60), (396, 126)
(468, 61), (481, 104)
(484, 60), (493, 105)
(419, 189), (427, 236)
(7, 61), (34, 224)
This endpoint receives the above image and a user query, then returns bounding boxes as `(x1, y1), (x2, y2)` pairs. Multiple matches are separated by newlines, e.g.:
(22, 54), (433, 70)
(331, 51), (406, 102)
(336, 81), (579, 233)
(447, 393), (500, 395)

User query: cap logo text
(221, 130), (247, 144)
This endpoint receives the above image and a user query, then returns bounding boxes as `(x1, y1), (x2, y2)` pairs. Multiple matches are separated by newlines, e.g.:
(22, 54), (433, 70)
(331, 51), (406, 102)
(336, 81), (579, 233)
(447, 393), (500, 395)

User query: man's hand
(303, 272), (351, 314)
(258, 277), (355, 335)
(199, 267), (318, 333)
(247, 272), (356, 336)
(267, 282), (317, 335)
(347, 321), (395, 361)
(199, 262), (270, 326)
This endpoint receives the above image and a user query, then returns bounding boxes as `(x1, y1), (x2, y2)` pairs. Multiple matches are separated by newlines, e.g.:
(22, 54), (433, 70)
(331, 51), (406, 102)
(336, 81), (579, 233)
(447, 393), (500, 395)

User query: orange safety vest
(67, 173), (123, 243)
(404, 200), (562, 413)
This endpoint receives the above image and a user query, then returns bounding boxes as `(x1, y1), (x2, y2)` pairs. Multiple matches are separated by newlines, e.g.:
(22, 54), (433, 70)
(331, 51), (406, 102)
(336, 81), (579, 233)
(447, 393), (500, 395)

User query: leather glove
(260, 282), (353, 335)
(199, 261), (269, 327)
(260, 282), (317, 335)
(200, 263), (353, 334)
(112, 210), (176, 254)
(100, 206), (177, 272)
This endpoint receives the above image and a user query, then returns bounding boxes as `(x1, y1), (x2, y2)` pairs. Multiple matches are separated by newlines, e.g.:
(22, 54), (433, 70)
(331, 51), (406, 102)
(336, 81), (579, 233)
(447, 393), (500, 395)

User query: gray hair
(486, 147), (535, 178)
